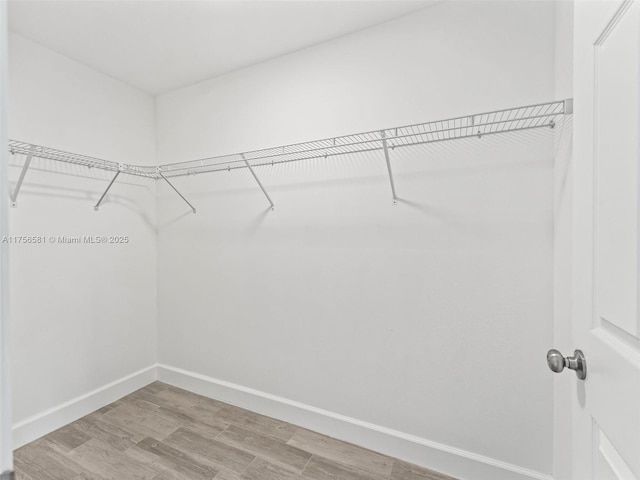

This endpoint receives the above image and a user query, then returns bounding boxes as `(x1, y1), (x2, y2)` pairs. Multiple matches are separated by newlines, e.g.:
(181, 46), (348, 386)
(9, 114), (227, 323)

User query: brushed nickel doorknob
(547, 349), (587, 380)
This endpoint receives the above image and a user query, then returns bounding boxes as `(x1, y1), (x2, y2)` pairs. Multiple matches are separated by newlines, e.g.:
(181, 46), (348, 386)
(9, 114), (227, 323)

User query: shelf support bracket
(10, 145), (36, 208)
(564, 98), (574, 114)
(94, 166), (122, 211)
(241, 154), (274, 210)
(380, 131), (398, 204)
(158, 170), (196, 213)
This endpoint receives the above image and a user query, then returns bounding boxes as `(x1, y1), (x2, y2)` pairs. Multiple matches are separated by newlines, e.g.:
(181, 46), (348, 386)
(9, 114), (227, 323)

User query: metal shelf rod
(94, 170), (121, 211)
(10, 145), (35, 208)
(241, 154), (274, 210)
(380, 131), (397, 204)
(158, 171), (196, 213)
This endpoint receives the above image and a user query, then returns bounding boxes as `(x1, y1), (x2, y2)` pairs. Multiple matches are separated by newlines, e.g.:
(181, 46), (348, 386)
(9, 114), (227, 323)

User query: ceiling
(8, 0), (433, 95)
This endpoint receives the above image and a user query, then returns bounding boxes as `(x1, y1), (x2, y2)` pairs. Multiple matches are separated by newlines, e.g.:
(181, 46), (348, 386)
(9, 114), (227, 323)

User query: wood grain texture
(216, 424), (311, 473)
(288, 428), (393, 479)
(69, 438), (157, 480)
(241, 458), (301, 480)
(14, 381), (458, 480)
(163, 427), (255, 474)
(136, 436), (219, 480)
(214, 404), (297, 442)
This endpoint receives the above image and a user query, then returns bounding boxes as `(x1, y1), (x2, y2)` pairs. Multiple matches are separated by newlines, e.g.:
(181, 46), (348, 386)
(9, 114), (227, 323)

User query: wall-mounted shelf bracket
(158, 169), (196, 213)
(380, 131), (398, 205)
(94, 165), (123, 211)
(10, 145), (36, 208)
(241, 154), (274, 210)
(564, 98), (574, 114)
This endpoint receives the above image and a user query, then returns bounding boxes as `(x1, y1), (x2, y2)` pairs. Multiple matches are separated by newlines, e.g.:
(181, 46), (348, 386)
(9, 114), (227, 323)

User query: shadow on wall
(554, 116), (573, 195)
(8, 180), (157, 231)
(155, 124), (556, 229)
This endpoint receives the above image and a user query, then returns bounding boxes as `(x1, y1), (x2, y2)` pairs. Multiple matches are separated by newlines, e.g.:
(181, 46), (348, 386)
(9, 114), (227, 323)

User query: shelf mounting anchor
(241, 154), (274, 210)
(94, 165), (123, 211)
(158, 169), (196, 213)
(563, 98), (574, 114)
(10, 145), (36, 208)
(380, 131), (398, 205)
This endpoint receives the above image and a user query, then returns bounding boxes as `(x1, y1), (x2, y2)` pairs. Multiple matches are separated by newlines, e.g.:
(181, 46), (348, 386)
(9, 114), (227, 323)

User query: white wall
(156, 2), (556, 478)
(156, 1), (555, 164)
(7, 33), (158, 446)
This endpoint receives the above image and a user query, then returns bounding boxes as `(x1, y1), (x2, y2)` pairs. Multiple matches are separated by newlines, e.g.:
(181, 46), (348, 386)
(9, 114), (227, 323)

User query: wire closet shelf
(7, 99), (572, 210)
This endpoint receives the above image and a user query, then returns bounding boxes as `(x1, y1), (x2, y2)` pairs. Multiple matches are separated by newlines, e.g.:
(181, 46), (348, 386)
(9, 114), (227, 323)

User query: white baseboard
(157, 364), (552, 480)
(12, 365), (157, 449)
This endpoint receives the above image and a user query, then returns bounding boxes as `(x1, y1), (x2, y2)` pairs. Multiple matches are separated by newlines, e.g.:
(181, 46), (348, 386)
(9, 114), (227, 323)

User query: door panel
(573, 0), (640, 479)
(595, 425), (638, 480)
(595, 0), (640, 337)
(590, 1), (640, 473)
(586, 326), (640, 476)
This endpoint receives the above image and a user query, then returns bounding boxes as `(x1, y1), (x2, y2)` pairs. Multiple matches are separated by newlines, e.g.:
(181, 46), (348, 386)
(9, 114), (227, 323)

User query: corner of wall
(152, 93), (161, 369)
(12, 365), (158, 450)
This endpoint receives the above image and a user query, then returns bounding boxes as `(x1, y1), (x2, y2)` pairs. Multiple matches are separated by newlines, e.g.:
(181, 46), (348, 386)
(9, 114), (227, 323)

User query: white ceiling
(8, 0), (433, 95)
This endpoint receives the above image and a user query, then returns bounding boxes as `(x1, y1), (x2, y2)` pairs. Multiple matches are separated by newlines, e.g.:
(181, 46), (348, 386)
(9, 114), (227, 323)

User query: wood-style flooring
(14, 382), (457, 480)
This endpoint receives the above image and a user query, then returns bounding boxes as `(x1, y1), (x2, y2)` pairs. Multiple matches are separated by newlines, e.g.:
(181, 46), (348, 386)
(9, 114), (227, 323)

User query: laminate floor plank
(288, 428), (393, 479)
(120, 394), (164, 412)
(301, 455), (376, 480)
(15, 438), (88, 479)
(71, 415), (137, 452)
(142, 382), (166, 395)
(71, 473), (107, 480)
(11, 467), (39, 480)
(213, 471), (243, 480)
(14, 381), (458, 480)
(240, 458), (303, 480)
(185, 403), (235, 432)
(68, 438), (158, 480)
(45, 424), (92, 452)
(136, 436), (219, 480)
(126, 386), (230, 433)
(163, 427), (255, 474)
(126, 387), (198, 412)
(159, 383), (228, 413)
(123, 388), (229, 437)
(217, 424), (311, 473)
(123, 444), (192, 480)
(150, 473), (183, 480)
(215, 404), (297, 442)
(99, 402), (181, 441)
(93, 402), (120, 416)
(13, 457), (75, 480)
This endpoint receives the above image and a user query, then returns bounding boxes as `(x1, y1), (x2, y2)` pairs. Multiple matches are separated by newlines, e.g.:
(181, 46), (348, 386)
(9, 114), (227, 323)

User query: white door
(571, 0), (640, 478)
